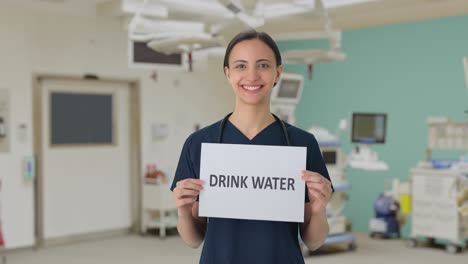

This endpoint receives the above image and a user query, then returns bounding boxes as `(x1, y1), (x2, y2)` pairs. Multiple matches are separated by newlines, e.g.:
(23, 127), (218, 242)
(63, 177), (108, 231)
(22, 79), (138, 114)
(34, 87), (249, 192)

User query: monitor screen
(322, 150), (337, 165)
(351, 113), (387, 144)
(128, 40), (186, 70)
(270, 73), (304, 104)
(277, 79), (301, 99)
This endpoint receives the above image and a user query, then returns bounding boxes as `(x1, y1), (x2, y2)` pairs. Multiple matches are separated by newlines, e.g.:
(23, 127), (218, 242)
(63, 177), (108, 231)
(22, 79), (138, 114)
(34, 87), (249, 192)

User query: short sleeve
(305, 135), (335, 203)
(170, 135), (197, 191)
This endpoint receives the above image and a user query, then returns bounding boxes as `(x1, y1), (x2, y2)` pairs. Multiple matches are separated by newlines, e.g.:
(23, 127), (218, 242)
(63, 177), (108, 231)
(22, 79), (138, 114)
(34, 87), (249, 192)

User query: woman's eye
(234, 64), (246, 69)
(258, 63), (270, 69)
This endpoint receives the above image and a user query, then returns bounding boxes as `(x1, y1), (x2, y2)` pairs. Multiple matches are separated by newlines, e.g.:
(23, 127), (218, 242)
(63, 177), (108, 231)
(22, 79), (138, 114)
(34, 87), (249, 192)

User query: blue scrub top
(171, 118), (333, 264)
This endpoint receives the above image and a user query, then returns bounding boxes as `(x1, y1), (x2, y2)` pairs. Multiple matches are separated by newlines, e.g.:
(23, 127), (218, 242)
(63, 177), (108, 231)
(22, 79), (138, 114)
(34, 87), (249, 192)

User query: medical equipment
(407, 117), (468, 254)
(305, 127), (356, 252)
(142, 183), (178, 238)
(281, 0), (347, 79)
(427, 117), (468, 152)
(127, 1), (224, 72)
(408, 169), (468, 253)
(369, 194), (401, 238)
(348, 112), (389, 171)
(369, 179), (409, 239)
(270, 73), (304, 125)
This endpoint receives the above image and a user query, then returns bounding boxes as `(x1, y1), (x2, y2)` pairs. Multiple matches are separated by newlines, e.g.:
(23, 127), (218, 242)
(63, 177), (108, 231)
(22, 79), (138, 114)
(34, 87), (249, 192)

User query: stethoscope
(217, 112), (291, 146)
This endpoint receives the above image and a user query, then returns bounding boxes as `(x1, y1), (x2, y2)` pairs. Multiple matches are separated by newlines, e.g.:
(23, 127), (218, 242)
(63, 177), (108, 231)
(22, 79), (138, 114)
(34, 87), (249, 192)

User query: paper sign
(199, 143), (306, 222)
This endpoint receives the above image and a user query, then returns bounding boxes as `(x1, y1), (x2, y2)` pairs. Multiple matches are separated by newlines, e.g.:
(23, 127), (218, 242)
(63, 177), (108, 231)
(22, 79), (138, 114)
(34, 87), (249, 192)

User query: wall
(278, 15), (468, 235)
(0, 6), (233, 249)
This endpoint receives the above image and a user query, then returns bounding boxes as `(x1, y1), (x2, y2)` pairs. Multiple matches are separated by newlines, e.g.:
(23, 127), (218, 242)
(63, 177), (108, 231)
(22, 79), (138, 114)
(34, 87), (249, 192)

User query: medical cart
(322, 182), (356, 251)
(407, 118), (468, 253)
(408, 168), (468, 253)
(301, 128), (357, 254)
(141, 183), (178, 238)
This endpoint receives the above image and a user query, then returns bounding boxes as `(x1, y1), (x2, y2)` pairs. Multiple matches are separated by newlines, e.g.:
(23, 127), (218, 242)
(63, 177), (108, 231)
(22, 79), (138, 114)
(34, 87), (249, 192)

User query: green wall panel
(278, 15), (468, 236)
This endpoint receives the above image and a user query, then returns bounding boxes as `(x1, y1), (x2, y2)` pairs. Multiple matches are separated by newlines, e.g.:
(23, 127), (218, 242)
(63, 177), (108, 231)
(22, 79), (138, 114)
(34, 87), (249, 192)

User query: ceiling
(4, 0), (468, 37)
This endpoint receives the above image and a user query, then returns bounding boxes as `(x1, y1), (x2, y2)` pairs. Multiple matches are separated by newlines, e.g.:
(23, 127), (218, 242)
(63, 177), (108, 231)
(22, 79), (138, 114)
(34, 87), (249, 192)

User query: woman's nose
(245, 67), (260, 81)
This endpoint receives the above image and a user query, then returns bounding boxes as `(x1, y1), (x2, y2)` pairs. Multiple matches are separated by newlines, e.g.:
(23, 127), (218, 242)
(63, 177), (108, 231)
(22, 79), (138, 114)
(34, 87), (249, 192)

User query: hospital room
(1, 0), (468, 263)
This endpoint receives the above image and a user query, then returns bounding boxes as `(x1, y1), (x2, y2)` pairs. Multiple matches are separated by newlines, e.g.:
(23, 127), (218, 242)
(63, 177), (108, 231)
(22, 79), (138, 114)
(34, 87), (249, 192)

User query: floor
(4, 232), (467, 264)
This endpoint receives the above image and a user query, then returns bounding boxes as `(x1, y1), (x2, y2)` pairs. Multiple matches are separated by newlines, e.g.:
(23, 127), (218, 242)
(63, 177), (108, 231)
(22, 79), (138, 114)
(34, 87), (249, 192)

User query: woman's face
(224, 39), (283, 107)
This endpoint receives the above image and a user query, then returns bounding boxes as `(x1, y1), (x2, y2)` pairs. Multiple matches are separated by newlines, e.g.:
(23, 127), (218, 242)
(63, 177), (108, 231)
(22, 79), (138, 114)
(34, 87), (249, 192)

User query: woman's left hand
(301, 170), (333, 214)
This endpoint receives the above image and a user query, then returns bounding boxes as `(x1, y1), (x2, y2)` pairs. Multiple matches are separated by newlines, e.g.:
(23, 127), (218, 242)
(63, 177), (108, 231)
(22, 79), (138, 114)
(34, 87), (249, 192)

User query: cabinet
(409, 168), (468, 253)
(141, 183), (178, 238)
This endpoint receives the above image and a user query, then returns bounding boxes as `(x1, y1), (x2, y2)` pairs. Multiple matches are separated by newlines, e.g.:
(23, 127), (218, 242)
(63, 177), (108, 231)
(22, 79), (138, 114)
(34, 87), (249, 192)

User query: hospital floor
(5, 232), (467, 264)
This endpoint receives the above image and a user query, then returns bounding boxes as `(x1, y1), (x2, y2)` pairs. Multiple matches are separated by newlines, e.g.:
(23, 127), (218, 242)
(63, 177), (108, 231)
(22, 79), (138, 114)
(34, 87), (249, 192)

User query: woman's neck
(229, 105), (275, 140)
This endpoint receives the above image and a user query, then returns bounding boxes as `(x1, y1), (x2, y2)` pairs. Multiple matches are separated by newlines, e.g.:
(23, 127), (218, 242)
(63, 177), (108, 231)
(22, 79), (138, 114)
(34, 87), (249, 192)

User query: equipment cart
(322, 182), (356, 250)
(407, 118), (468, 253)
(300, 182), (356, 255)
(407, 168), (468, 253)
(141, 183), (178, 238)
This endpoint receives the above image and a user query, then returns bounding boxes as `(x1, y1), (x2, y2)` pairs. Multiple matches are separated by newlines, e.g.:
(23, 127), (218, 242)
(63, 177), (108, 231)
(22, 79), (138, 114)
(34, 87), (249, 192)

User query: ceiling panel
(2, 0), (468, 32)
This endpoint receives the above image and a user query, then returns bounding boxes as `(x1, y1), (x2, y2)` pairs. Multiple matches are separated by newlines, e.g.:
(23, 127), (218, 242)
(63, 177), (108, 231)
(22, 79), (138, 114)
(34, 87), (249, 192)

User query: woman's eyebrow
(257, 59), (272, 63)
(232, 59), (273, 64)
(232, 60), (248, 64)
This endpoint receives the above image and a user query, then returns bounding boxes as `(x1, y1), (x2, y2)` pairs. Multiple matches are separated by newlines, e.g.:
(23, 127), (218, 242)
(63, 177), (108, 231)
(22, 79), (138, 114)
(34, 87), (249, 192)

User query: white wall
(0, 6), (233, 249)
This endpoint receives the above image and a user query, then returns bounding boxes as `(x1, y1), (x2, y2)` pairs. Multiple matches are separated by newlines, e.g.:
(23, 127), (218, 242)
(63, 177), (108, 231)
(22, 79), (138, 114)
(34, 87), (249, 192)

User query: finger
(301, 171), (323, 181)
(301, 170), (322, 177)
(174, 185), (200, 196)
(305, 177), (331, 187)
(177, 179), (204, 190)
(176, 189), (200, 199)
(301, 172), (331, 185)
(175, 197), (197, 208)
(176, 178), (205, 186)
(307, 185), (332, 202)
(307, 188), (328, 204)
(306, 181), (332, 192)
(306, 182), (332, 194)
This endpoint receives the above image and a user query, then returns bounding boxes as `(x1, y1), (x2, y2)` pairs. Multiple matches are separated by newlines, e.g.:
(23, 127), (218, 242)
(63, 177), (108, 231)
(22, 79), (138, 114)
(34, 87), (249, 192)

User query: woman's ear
(275, 65), (284, 83)
(224, 66), (230, 79)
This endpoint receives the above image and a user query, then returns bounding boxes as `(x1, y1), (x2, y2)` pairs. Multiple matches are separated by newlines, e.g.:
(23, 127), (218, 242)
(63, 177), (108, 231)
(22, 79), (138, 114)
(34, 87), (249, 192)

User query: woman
(171, 30), (333, 264)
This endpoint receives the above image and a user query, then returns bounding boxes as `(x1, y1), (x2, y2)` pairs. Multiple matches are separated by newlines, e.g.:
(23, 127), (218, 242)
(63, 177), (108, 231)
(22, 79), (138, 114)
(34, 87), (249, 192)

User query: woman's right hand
(173, 179), (204, 217)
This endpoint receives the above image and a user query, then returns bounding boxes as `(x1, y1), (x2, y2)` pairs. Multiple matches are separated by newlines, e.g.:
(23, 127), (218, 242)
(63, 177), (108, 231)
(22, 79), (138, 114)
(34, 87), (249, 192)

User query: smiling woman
(224, 37), (282, 108)
(170, 29), (334, 264)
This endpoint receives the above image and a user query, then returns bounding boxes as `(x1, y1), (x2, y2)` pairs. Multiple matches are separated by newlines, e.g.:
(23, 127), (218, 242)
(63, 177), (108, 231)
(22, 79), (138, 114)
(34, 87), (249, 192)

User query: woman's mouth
(241, 85), (262, 91)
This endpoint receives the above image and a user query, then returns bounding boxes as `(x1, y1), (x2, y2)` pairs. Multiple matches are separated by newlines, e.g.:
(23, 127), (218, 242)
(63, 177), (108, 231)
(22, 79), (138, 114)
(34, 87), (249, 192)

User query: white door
(39, 78), (132, 240)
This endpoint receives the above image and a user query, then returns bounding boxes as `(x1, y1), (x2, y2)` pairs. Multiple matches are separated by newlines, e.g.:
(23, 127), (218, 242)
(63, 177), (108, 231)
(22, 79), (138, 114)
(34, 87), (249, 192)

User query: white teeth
(243, 85), (260, 91)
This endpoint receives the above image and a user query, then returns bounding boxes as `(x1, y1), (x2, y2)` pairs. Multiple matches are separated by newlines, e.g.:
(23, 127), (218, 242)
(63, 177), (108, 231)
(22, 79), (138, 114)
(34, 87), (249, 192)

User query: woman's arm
(173, 179), (206, 248)
(300, 203), (329, 251)
(300, 170), (333, 251)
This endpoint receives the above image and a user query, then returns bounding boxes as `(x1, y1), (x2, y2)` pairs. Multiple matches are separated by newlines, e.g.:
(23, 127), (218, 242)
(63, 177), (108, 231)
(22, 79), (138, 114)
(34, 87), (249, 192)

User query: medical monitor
(128, 40), (187, 70)
(322, 150), (337, 165)
(271, 73), (304, 104)
(351, 112), (387, 144)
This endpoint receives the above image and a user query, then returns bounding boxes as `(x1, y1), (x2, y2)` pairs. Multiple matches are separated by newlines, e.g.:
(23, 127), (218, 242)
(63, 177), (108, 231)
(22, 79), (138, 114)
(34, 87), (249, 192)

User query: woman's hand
(301, 170), (332, 214)
(173, 179), (204, 217)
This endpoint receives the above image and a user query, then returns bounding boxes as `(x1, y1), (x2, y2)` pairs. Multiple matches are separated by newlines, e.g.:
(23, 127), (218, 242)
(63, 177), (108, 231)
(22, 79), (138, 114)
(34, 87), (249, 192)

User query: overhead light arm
(281, 0), (347, 67)
(128, 0), (149, 36)
(217, 0), (265, 28)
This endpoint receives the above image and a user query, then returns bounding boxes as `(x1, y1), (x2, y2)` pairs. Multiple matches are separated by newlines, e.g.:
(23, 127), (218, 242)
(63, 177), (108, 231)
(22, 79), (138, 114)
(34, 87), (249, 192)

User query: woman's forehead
(229, 39), (275, 62)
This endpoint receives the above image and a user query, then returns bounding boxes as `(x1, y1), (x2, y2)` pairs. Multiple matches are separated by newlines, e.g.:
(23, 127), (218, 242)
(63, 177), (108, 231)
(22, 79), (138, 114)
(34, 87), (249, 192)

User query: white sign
(199, 143), (306, 222)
